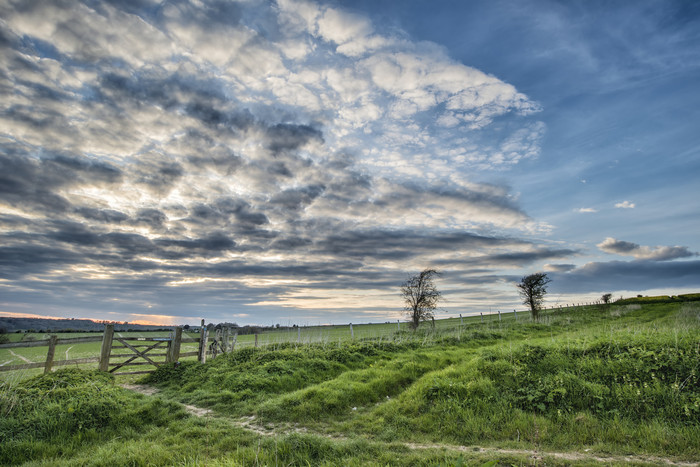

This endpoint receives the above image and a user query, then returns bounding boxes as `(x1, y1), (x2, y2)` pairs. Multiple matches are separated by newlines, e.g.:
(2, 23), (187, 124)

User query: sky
(1, 0), (699, 327)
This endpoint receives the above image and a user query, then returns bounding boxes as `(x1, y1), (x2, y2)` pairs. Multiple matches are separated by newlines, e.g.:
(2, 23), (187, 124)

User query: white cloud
(577, 208), (597, 213)
(597, 237), (696, 261)
(615, 200), (636, 209)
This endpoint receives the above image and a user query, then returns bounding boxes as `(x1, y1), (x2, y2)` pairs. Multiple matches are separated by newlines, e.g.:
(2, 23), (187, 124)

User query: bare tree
(401, 268), (442, 329)
(601, 293), (613, 305)
(516, 272), (551, 321)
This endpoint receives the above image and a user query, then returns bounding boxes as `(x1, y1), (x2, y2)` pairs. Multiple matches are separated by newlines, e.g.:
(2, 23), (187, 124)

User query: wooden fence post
(44, 335), (58, 374)
(460, 313), (463, 325)
(397, 320), (400, 331)
(254, 333), (259, 348)
(498, 310), (501, 321)
(350, 323), (354, 339)
(223, 326), (230, 353)
(199, 325), (209, 364)
(99, 324), (114, 371)
(232, 332), (237, 351)
(297, 326), (301, 343)
(480, 312), (483, 323)
(197, 320), (209, 363)
(168, 327), (182, 363)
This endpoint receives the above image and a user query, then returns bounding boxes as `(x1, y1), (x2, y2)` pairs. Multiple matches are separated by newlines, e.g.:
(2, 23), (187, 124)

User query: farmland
(1, 301), (699, 466)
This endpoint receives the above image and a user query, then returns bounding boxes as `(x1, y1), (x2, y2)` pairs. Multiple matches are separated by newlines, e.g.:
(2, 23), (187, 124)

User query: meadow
(1, 301), (699, 466)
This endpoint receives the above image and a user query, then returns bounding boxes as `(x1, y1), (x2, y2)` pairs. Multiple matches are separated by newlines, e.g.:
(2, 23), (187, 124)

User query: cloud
(615, 200), (635, 209)
(0, 0), (552, 323)
(550, 259), (700, 294)
(544, 263), (576, 272)
(577, 207), (597, 213)
(597, 237), (697, 261)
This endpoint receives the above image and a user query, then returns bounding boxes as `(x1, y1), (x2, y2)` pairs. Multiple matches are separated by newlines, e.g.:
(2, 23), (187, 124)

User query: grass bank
(1, 301), (699, 465)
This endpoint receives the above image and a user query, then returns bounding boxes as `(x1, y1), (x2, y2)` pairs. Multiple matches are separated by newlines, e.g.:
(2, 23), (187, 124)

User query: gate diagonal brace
(110, 339), (167, 373)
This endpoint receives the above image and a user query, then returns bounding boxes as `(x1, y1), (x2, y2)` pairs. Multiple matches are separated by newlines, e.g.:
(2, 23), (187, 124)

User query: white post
(350, 323), (354, 339)
(297, 326), (301, 343)
(460, 313), (463, 325)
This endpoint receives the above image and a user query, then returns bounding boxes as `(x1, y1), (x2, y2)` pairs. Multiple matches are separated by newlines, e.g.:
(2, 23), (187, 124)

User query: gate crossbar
(109, 338), (168, 373)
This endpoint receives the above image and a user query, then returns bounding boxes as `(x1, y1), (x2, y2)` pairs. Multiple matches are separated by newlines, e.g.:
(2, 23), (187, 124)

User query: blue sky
(1, 0), (698, 326)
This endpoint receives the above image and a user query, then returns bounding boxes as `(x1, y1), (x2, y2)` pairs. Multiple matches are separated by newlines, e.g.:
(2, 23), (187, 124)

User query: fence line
(0, 336), (103, 374)
(1, 302), (604, 376)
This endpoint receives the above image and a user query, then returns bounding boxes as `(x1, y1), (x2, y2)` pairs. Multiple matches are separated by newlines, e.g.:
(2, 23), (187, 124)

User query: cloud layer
(0, 0), (555, 322)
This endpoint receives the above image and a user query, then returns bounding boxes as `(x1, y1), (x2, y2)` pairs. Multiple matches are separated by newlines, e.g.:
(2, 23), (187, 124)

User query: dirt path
(119, 384), (699, 467)
(120, 384), (213, 417)
(404, 442), (699, 466)
(8, 349), (32, 363)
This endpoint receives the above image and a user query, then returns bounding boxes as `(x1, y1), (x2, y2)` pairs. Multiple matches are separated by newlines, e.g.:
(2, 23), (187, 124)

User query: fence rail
(0, 335), (104, 373)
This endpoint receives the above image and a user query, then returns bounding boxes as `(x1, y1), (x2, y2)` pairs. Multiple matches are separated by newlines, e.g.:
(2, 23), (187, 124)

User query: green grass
(2, 301), (699, 465)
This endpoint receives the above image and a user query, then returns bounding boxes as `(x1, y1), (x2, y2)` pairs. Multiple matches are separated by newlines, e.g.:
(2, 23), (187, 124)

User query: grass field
(1, 302), (699, 465)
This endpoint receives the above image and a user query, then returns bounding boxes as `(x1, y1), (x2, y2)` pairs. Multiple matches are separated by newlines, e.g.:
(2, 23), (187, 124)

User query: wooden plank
(44, 335), (58, 374)
(53, 336), (104, 345)
(0, 362), (45, 372)
(109, 353), (168, 358)
(0, 340), (50, 349)
(109, 361), (164, 367)
(111, 344), (168, 349)
(0, 356), (104, 372)
(0, 336), (105, 349)
(116, 338), (172, 342)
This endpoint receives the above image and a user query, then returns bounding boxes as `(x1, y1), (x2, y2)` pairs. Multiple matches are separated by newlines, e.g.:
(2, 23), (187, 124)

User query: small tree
(401, 268), (441, 329)
(516, 272), (551, 321)
(601, 293), (613, 305)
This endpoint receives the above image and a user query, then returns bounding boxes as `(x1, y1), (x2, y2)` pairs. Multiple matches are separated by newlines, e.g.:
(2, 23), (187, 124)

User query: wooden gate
(98, 324), (182, 375)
